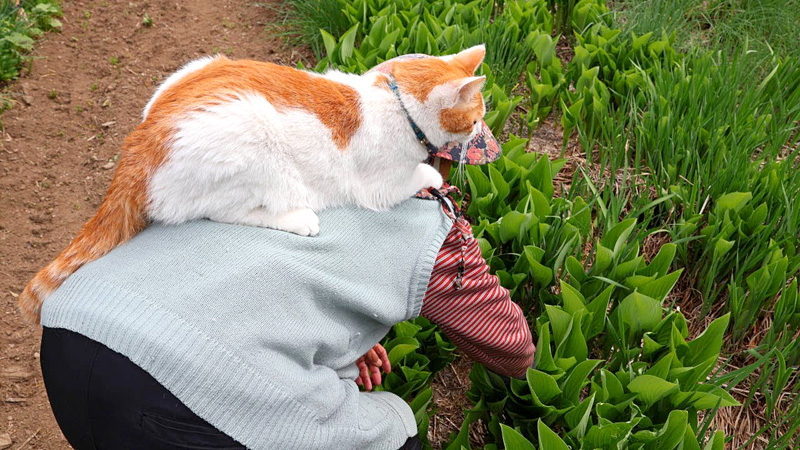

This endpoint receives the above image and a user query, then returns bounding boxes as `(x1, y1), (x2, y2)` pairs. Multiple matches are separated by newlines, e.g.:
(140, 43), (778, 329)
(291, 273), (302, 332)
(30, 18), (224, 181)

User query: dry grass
(671, 277), (800, 449)
(428, 355), (489, 449)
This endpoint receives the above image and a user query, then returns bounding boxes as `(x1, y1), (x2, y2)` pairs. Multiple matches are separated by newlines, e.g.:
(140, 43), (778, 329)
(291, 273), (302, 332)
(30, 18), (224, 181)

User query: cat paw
(274, 208), (320, 237)
(415, 163), (444, 190)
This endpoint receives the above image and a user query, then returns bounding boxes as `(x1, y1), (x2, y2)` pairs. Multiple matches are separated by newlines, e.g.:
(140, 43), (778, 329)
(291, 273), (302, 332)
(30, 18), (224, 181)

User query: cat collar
(386, 77), (441, 156)
(379, 71), (502, 166)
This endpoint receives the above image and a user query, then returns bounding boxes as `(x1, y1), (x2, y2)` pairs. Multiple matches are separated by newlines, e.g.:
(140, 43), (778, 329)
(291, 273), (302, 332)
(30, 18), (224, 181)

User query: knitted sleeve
(419, 217), (536, 378)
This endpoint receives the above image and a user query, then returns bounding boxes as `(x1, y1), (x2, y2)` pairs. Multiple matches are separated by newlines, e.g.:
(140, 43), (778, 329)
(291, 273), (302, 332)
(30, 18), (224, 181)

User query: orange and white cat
(18, 45), (489, 324)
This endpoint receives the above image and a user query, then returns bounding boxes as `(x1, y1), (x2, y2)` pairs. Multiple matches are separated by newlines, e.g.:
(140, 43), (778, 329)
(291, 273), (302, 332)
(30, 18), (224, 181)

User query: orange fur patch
(373, 74), (391, 91)
(390, 51), (486, 135)
(391, 57), (469, 103)
(147, 57), (362, 150)
(439, 93), (485, 134)
(452, 46), (486, 74)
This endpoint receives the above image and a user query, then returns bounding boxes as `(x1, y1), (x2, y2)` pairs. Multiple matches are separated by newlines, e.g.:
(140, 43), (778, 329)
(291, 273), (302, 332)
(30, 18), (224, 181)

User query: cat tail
(19, 146), (152, 325)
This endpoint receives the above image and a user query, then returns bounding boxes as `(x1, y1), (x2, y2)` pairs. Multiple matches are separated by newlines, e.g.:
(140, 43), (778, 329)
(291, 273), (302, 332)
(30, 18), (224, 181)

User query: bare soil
(0, 1), (315, 448)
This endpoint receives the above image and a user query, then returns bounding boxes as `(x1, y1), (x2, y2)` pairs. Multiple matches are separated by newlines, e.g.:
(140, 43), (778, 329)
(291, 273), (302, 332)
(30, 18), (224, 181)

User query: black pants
(41, 327), (421, 450)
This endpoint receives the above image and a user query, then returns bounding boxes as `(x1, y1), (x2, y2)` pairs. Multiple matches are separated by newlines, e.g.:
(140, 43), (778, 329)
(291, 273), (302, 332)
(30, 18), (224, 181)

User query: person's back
(42, 198), (452, 449)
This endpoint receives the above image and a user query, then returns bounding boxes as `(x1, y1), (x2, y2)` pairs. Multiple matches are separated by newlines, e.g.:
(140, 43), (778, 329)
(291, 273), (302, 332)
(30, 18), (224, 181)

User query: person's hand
(355, 343), (391, 391)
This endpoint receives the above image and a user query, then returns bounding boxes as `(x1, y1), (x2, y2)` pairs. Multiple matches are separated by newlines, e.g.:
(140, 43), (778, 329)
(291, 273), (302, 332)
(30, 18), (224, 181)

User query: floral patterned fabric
(432, 120), (501, 165)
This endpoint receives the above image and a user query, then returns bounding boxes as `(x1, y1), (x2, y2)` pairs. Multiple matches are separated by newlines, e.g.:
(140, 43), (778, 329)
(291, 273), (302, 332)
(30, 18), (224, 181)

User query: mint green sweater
(41, 198), (452, 450)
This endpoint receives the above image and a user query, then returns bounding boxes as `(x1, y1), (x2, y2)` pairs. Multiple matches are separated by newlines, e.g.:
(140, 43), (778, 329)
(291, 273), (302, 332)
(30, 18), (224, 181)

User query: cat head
(370, 45), (501, 165)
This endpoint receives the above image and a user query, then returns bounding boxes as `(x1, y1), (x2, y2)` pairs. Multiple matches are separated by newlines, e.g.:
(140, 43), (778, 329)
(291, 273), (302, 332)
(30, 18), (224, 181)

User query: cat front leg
(380, 163), (443, 207)
(216, 207), (321, 236)
(407, 162), (444, 194)
(269, 208), (321, 236)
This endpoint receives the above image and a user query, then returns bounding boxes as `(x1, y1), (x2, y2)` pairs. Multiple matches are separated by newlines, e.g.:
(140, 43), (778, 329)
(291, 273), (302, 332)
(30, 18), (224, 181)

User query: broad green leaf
(554, 312), (588, 363)
(586, 287), (612, 337)
(616, 256), (644, 279)
(685, 314), (729, 366)
(618, 291), (662, 336)
(628, 375), (679, 407)
(4, 32), (34, 50)
(642, 410), (687, 450)
(600, 218), (637, 256)
(530, 156), (555, 199)
(499, 211), (529, 243)
(642, 334), (664, 358)
(561, 280), (587, 315)
(568, 196), (592, 237)
(537, 420), (569, 450)
(638, 269), (683, 302)
(564, 392), (595, 438)
(527, 186), (552, 221)
(489, 165), (511, 205)
(670, 385), (739, 409)
(715, 192), (752, 213)
(409, 387), (432, 423)
(527, 369), (562, 404)
(546, 305), (572, 347)
(529, 259), (554, 286)
(703, 431), (725, 450)
(501, 424), (535, 450)
(534, 322), (558, 372)
(713, 238), (735, 260)
(393, 321), (421, 338)
(645, 353), (673, 379)
(466, 165), (492, 198)
(745, 202), (768, 231)
(565, 256), (587, 283)
(600, 368), (624, 402)
(584, 422), (634, 448)
(385, 336), (420, 365)
(47, 17), (63, 29)
(320, 29), (337, 58)
(562, 359), (602, 404)
(682, 427), (702, 450)
(32, 3), (59, 14)
(593, 244), (614, 273)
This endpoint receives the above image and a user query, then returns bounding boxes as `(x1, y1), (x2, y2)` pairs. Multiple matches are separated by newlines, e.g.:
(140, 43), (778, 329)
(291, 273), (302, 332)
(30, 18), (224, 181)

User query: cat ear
(451, 45), (486, 74)
(451, 76), (486, 107)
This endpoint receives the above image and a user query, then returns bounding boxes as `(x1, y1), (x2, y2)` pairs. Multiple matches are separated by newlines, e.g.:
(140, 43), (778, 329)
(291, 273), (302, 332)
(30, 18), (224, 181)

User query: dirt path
(0, 1), (309, 448)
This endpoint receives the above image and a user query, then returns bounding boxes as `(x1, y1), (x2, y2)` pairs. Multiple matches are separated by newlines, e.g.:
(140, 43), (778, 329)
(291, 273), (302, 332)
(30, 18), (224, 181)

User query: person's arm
(420, 218), (535, 378)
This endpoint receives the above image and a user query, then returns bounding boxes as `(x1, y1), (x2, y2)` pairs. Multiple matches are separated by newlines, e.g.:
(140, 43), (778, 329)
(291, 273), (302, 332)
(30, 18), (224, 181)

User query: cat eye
(473, 120), (477, 125)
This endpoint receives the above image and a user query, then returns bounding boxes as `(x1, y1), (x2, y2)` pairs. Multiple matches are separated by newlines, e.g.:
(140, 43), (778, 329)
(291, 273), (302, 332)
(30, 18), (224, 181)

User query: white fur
(145, 57), (486, 236)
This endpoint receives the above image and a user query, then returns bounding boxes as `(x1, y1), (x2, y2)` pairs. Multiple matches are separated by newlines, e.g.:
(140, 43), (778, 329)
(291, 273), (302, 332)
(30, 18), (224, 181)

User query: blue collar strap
(387, 77), (440, 155)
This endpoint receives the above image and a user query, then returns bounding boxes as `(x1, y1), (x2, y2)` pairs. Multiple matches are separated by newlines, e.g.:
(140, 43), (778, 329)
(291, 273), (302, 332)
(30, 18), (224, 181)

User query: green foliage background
(277, 0), (800, 447)
(0, 0), (61, 83)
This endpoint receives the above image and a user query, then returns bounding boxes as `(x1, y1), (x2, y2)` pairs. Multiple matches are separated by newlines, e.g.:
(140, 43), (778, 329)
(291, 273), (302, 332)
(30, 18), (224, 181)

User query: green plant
(561, 1), (679, 145)
(0, 0), (61, 83)
(305, 0), (558, 137)
(272, 0), (353, 58)
(614, 0), (800, 60)
(567, 14), (800, 444)
(447, 270), (736, 448)
(548, 0), (577, 36)
(376, 316), (456, 446)
(619, 50), (800, 332)
(282, 0), (800, 446)
(481, 0), (551, 91)
(524, 32), (563, 132)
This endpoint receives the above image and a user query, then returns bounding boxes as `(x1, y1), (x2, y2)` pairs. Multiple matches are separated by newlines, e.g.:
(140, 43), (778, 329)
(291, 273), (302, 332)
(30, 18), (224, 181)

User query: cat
(18, 45), (489, 324)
